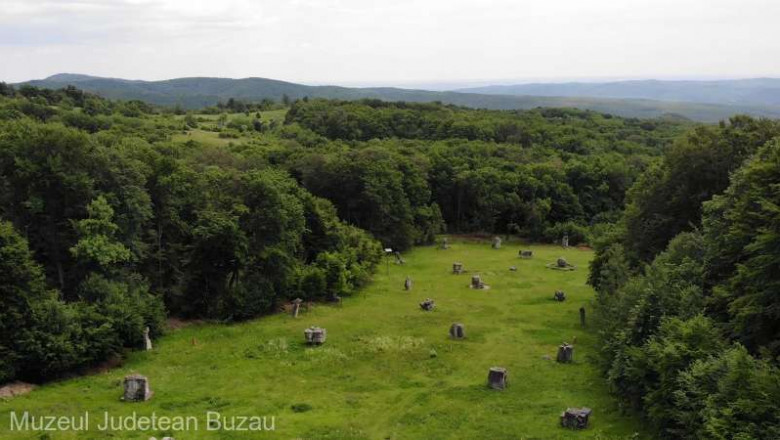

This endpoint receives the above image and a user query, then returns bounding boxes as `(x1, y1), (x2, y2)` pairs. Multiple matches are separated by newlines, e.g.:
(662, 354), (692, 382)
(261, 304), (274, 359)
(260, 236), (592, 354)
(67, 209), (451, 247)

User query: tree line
(588, 116), (780, 439)
(0, 86), (380, 383)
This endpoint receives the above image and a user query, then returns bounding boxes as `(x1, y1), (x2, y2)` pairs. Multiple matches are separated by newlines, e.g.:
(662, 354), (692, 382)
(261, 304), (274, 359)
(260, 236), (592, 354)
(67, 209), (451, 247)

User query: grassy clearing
(0, 240), (644, 439)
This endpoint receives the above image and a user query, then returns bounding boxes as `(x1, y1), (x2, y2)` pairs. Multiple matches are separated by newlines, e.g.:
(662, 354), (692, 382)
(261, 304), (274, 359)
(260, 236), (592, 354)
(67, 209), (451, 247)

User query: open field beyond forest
(0, 240), (644, 440)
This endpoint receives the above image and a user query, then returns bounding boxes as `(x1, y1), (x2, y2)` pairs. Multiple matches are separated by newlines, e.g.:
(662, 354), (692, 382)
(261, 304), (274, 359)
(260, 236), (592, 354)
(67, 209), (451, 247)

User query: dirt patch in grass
(0, 381), (36, 399)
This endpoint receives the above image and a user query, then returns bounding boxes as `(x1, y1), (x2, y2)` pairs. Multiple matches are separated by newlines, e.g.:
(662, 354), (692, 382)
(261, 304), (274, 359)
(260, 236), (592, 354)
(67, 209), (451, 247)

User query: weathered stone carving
(487, 367), (508, 390)
(144, 326), (152, 351)
(304, 326), (327, 345)
(123, 374), (152, 402)
(547, 257), (576, 271)
(519, 250), (533, 259)
(449, 323), (465, 339)
(557, 343), (574, 363)
(404, 276), (412, 291)
(419, 298), (435, 311)
(452, 262), (464, 274)
(492, 236), (502, 249)
(560, 407), (592, 429)
(291, 298), (303, 318)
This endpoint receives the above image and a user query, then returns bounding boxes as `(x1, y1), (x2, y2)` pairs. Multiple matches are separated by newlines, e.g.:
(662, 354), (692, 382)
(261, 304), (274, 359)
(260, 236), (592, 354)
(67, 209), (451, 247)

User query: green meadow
(0, 240), (644, 440)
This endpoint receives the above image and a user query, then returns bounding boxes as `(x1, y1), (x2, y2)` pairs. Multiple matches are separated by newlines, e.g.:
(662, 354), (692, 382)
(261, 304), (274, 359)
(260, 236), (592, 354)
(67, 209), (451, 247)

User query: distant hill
(16, 74), (780, 122)
(457, 78), (780, 107)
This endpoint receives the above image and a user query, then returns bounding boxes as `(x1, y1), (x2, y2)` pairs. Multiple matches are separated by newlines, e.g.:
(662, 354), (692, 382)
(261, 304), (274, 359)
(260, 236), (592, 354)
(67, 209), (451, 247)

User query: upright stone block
(143, 326), (152, 351)
(487, 367), (508, 390)
(291, 298), (303, 317)
(304, 326), (327, 345)
(560, 407), (592, 429)
(557, 343), (574, 363)
(123, 374), (152, 402)
(452, 262), (464, 274)
(449, 323), (465, 339)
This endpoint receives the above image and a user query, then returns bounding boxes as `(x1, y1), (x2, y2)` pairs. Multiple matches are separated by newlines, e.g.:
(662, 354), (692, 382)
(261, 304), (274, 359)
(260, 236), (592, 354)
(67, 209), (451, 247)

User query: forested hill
(17, 73), (780, 122)
(457, 78), (780, 107)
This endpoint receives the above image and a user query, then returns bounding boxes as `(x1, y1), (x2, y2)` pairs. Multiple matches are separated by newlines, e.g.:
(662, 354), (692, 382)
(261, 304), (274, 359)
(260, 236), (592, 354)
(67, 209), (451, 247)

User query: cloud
(1, 0), (779, 84)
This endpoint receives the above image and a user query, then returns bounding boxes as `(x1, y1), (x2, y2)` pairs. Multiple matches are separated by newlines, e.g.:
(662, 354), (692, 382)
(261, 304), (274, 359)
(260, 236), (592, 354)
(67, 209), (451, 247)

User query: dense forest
(588, 116), (780, 437)
(2, 83), (780, 439)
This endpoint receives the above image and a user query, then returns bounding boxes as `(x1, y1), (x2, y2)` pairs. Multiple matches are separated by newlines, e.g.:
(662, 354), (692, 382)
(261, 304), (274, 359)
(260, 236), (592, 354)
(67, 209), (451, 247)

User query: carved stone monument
(123, 374), (152, 402)
(440, 237), (450, 249)
(487, 367), (508, 390)
(560, 407), (592, 429)
(562, 234), (569, 248)
(547, 257), (576, 271)
(144, 326), (152, 351)
(291, 298), (303, 318)
(304, 326), (327, 345)
(419, 298), (435, 311)
(404, 276), (412, 291)
(471, 274), (485, 289)
(492, 236), (502, 249)
(557, 343), (574, 363)
(519, 250), (533, 259)
(452, 262), (464, 274)
(449, 323), (465, 339)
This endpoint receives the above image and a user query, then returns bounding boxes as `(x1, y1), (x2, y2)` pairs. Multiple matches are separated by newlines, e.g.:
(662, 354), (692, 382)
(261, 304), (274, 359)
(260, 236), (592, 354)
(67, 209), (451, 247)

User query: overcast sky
(1, 0), (778, 86)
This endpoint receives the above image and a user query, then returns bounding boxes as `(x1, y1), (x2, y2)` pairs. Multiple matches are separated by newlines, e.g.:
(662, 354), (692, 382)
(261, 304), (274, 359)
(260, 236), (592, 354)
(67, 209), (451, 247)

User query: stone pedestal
(560, 407), (591, 429)
(304, 327), (327, 345)
(123, 374), (152, 402)
(471, 275), (484, 289)
(449, 323), (465, 339)
(452, 262), (464, 274)
(557, 343), (574, 363)
(487, 367), (507, 390)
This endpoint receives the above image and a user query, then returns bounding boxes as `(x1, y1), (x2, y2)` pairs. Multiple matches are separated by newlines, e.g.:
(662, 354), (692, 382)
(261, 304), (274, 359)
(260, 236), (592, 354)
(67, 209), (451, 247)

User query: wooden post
(579, 307), (586, 327)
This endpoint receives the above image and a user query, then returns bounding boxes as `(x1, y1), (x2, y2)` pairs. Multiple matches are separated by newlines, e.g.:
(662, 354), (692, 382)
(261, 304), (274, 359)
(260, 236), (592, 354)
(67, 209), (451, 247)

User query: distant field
(170, 110), (287, 147)
(0, 241), (644, 439)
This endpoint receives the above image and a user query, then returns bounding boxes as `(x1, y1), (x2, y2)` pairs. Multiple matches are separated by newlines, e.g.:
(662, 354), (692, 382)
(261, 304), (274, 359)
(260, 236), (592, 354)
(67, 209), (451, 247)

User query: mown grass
(0, 240), (645, 439)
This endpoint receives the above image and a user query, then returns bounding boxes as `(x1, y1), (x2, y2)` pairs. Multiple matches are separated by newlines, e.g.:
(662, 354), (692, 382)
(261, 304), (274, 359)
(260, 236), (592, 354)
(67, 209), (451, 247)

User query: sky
(1, 0), (779, 87)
